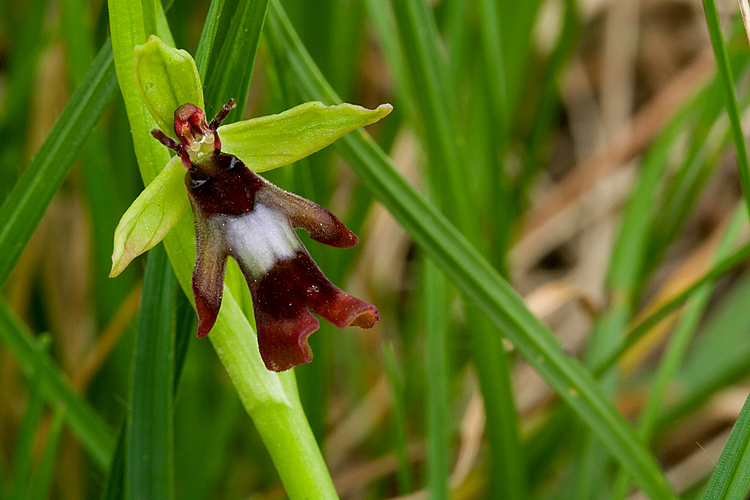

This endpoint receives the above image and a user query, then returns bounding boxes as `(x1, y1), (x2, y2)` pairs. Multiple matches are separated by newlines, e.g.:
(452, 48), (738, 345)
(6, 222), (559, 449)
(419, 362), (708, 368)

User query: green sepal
(110, 156), (188, 277)
(219, 101), (393, 172)
(133, 35), (204, 135)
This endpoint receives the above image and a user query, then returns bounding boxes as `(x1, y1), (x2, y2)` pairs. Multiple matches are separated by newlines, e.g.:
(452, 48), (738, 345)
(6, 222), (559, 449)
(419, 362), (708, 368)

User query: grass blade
(100, 425), (126, 500)
(0, 0), (52, 194)
(204, 0), (269, 117)
(701, 0), (750, 217)
(0, 40), (117, 288)
(382, 342), (413, 494)
(476, 0), (508, 142)
(0, 301), (114, 469)
(102, 292), (192, 500)
(9, 355), (45, 500)
(194, 0), (226, 80)
(423, 259), (450, 499)
(703, 392), (750, 498)
(594, 241), (750, 377)
(26, 407), (66, 500)
(125, 244), (176, 500)
(658, 269), (750, 429)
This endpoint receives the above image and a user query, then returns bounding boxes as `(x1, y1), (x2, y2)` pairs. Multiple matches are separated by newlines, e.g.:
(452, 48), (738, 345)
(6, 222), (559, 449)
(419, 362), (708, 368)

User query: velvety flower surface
(154, 100), (379, 372)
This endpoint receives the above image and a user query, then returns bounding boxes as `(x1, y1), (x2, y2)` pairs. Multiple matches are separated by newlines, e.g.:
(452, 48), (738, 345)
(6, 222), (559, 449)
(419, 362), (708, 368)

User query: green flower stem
(107, 0), (337, 497)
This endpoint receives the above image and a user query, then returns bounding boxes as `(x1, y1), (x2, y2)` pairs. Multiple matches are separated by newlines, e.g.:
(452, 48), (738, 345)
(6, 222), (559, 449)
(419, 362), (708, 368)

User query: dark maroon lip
(250, 251), (379, 372)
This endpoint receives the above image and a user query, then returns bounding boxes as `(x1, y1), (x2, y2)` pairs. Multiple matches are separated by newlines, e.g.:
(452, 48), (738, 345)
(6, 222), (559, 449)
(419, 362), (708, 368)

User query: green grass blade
(659, 269), (750, 429)
(9, 356), (45, 500)
(389, 0), (477, 241)
(204, 0), (269, 117)
(125, 244), (176, 500)
(593, 241), (750, 377)
(0, 301), (114, 469)
(468, 312), (527, 498)
(103, 293), (191, 500)
(265, 3), (677, 497)
(496, 0), (543, 118)
(382, 342), (413, 494)
(194, 0), (226, 80)
(0, 0), (52, 192)
(703, 392), (750, 498)
(424, 259), (450, 499)
(476, 0), (508, 142)
(701, 0), (750, 217)
(611, 207), (747, 499)
(0, 443), (4, 498)
(0, 40), (117, 288)
(173, 289), (196, 394)
(26, 407), (66, 500)
(101, 421), (127, 500)
(61, 0), (136, 324)
(363, 0), (411, 117)
(517, 0), (580, 199)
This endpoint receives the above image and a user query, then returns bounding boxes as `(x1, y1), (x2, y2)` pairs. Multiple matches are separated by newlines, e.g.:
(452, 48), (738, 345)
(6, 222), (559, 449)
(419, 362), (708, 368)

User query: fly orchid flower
(111, 36), (390, 371)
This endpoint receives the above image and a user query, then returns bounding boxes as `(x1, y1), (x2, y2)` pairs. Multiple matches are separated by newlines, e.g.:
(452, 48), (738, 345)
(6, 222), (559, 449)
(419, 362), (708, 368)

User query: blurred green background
(4, 0), (750, 498)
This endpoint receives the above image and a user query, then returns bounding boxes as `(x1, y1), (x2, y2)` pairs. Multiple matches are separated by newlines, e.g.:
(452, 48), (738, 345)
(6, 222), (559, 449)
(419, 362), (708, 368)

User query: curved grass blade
(593, 241), (750, 377)
(0, 40), (117, 288)
(265, 3), (677, 497)
(658, 269), (750, 430)
(0, 301), (114, 469)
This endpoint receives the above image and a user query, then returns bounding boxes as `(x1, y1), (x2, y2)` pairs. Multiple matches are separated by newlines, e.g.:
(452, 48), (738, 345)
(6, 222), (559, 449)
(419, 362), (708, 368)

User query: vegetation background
(4, 0), (750, 498)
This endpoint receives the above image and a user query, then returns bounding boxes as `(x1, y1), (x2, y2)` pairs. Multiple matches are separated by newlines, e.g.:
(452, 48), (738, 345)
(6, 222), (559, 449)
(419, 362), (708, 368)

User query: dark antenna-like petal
(258, 184), (359, 248)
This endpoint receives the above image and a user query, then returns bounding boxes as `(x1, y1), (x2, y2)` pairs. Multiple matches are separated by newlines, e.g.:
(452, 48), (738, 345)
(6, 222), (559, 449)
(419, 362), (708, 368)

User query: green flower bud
(133, 35), (204, 135)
